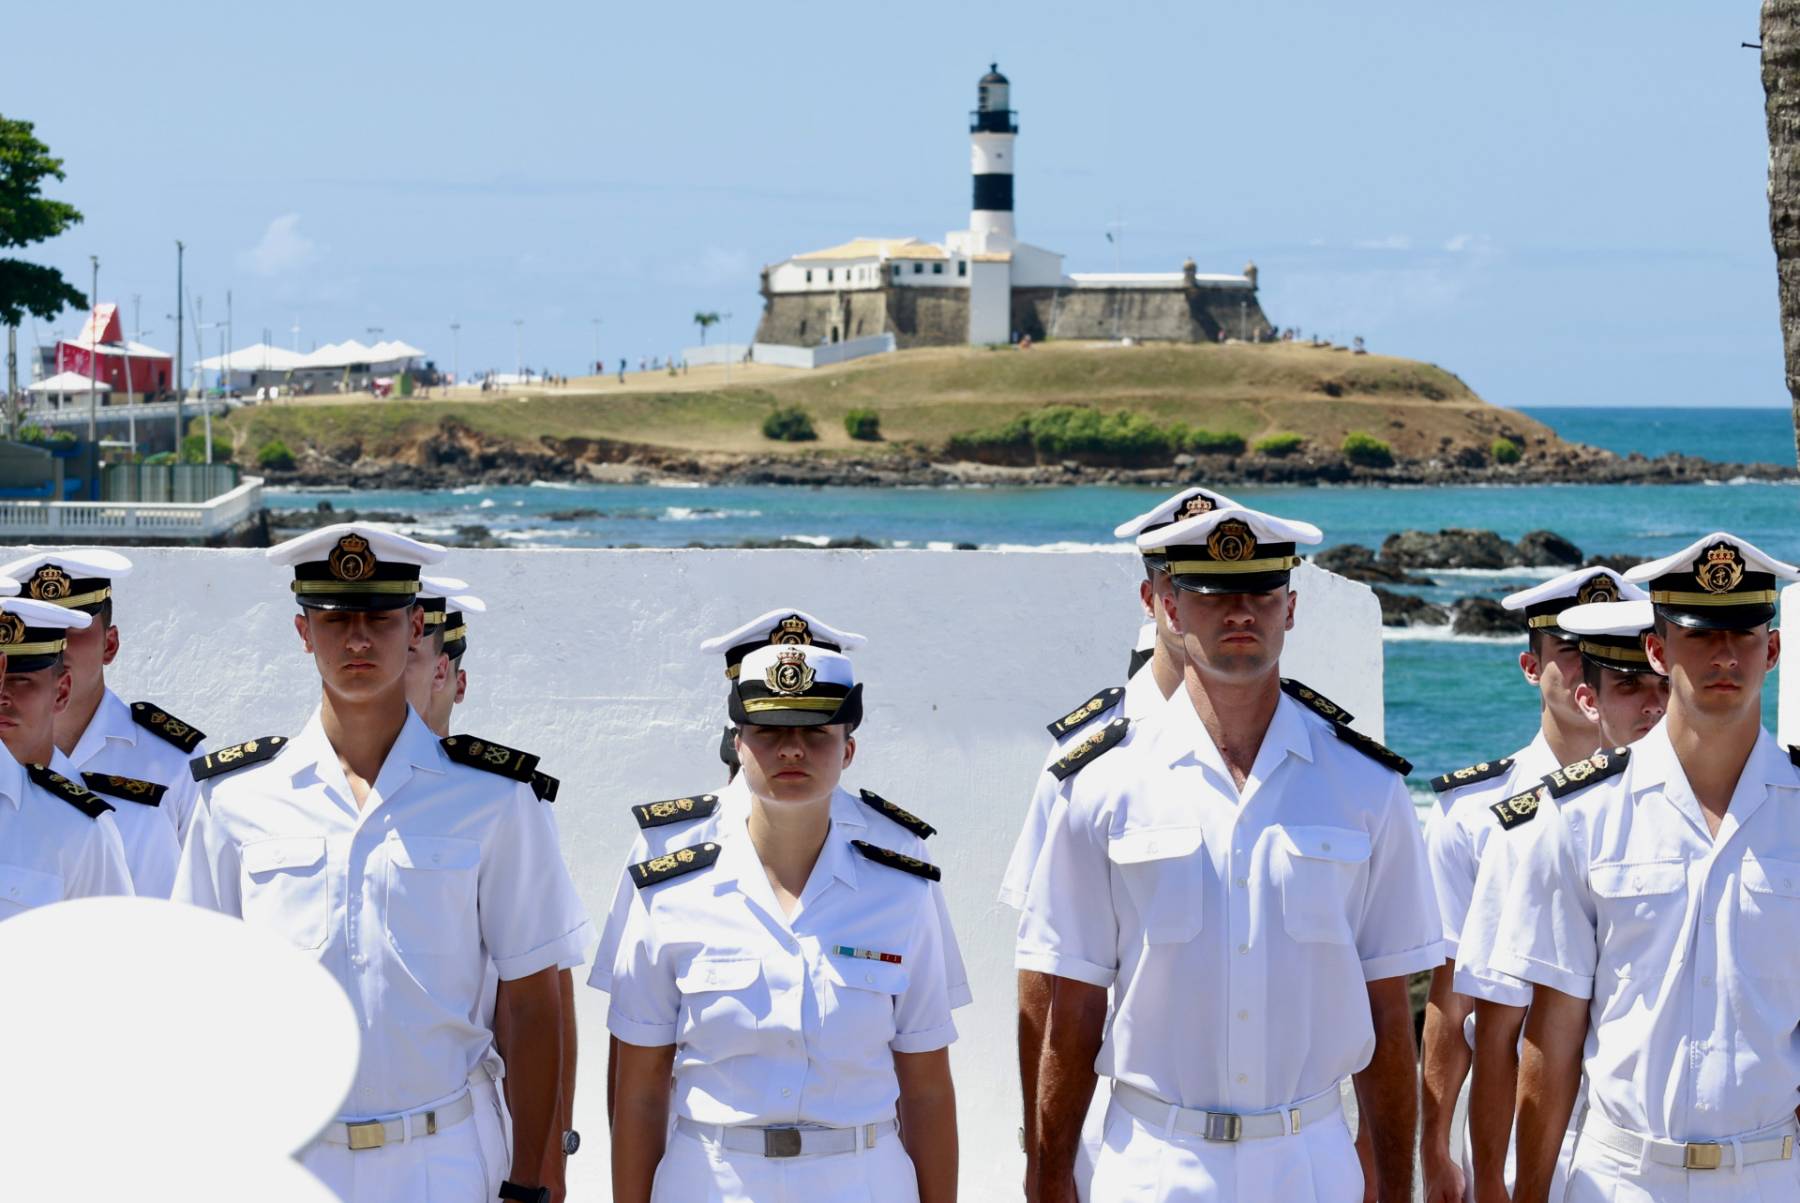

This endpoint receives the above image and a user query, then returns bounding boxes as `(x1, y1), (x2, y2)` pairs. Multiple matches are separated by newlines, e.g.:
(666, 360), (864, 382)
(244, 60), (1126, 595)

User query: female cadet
(608, 642), (960, 1203)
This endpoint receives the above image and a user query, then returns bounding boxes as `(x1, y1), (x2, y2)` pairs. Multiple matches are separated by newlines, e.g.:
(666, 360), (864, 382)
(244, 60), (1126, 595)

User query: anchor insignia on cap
(766, 646), (816, 695)
(1576, 576), (1618, 606)
(1695, 542), (1744, 595)
(1207, 519), (1257, 562)
(328, 534), (376, 582)
(28, 566), (72, 601)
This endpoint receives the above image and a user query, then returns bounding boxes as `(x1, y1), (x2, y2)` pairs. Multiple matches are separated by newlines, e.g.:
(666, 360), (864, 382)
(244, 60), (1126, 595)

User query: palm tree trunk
(1762, 0), (1800, 464)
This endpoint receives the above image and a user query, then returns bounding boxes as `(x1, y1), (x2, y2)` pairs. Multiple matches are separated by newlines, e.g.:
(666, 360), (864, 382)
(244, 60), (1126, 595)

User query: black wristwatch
(498, 1182), (549, 1203)
(561, 1128), (581, 1156)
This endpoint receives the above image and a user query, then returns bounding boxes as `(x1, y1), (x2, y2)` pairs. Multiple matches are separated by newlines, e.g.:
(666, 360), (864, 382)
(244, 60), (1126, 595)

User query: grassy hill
(216, 340), (1559, 470)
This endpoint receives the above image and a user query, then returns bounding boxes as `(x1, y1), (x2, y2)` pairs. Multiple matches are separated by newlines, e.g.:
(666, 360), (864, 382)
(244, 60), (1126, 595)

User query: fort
(755, 65), (1274, 349)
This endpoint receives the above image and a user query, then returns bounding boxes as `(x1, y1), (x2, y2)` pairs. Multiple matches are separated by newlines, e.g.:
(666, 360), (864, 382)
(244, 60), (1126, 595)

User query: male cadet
(173, 525), (590, 1203)
(1441, 593), (1669, 1203)
(1002, 485), (1229, 1179)
(1418, 567), (1623, 1201)
(1479, 532), (1800, 1203)
(0, 592), (134, 916)
(1018, 504), (1441, 1203)
(0, 551), (207, 886)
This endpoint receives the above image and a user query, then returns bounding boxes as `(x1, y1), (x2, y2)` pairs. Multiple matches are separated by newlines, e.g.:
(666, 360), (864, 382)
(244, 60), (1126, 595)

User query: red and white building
(54, 304), (173, 400)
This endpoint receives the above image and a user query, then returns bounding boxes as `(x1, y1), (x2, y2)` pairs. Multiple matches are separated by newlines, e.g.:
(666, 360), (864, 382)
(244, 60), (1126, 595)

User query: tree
(692, 311), (721, 344)
(1763, 2), (1800, 465)
(0, 116), (86, 326)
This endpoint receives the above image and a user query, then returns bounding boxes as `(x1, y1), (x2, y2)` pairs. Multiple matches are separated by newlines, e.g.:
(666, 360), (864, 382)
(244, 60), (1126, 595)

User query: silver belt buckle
(1201, 1112), (1242, 1143)
(763, 1128), (803, 1158)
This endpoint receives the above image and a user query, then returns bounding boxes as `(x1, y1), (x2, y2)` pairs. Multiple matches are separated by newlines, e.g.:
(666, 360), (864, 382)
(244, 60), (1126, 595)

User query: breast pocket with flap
(1278, 825), (1372, 945)
(240, 836), (330, 951)
(0, 862), (63, 918)
(384, 834), (481, 955)
(675, 955), (767, 1055)
(1108, 826), (1205, 944)
(1589, 859), (1685, 979)
(820, 955), (911, 1054)
(1738, 853), (1800, 984)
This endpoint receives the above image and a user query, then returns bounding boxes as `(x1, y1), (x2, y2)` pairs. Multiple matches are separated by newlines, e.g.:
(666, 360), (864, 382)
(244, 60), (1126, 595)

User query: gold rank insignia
(1430, 756), (1514, 794)
(1330, 723), (1413, 776)
(1281, 678), (1356, 727)
(851, 839), (942, 881)
(131, 701), (207, 752)
(1490, 787), (1542, 831)
(441, 734), (539, 783)
(328, 533), (377, 581)
(629, 841), (720, 888)
(190, 736), (288, 781)
(764, 647), (816, 696)
(1206, 519), (1258, 562)
(1543, 747), (1630, 799)
(25, 763), (113, 819)
(1046, 686), (1124, 738)
(858, 789), (936, 839)
(1576, 575), (1619, 606)
(1695, 542), (1745, 594)
(27, 565), (72, 601)
(1049, 717), (1130, 782)
(80, 772), (168, 807)
(632, 793), (720, 829)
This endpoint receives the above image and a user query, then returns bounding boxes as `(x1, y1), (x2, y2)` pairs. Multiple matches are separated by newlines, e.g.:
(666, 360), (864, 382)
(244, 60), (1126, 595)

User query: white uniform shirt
(999, 667), (1168, 909)
(1016, 692), (1443, 1112)
(589, 777), (972, 1009)
(1424, 731), (1559, 960)
(607, 789), (958, 1126)
(0, 750), (132, 917)
(1485, 720), (1800, 1142)
(173, 707), (592, 1118)
(63, 689), (208, 844)
(50, 747), (178, 899)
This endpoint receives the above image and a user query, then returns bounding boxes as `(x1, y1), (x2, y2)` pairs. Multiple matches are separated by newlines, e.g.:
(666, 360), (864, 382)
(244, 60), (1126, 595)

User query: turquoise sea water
(271, 406), (1796, 795)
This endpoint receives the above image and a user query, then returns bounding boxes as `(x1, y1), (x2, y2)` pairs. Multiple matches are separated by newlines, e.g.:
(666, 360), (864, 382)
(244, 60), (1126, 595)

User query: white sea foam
(654, 480), (706, 489)
(449, 484), (487, 496)
(780, 534), (832, 547)
(1381, 625), (1525, 645)
(980, 541), (1136, 554)
(527, 480), (581, 491)
(663, 506), (762, 522)
(925, 541), (959, 551)
(1424, 565), (1563, 580)
(478, 498), (496, 509)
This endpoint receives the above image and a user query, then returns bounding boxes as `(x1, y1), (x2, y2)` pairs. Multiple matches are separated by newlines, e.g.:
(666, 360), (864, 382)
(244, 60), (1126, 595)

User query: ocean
(269, 405), (1796, 799)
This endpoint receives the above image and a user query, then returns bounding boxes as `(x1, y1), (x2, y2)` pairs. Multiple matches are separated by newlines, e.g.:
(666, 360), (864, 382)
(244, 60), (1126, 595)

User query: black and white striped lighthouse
(970, 63), (1018, 246)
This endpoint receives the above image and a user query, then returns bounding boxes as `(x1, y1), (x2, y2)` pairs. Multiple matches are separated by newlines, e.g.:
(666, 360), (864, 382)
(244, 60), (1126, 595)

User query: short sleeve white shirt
(172, 707), (592, 1118)
(606, 790), (957, 1127)
(0, 751), (133, 916)
(65, 689), (207, 843)
(1016, 692), (1443, 1112)
(51, 746), (178, 899)
(1485, 720), (1800, 1142)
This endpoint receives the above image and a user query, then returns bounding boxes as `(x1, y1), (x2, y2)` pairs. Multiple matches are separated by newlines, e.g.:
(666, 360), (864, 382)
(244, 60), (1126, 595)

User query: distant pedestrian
(618, 358), (626, 384)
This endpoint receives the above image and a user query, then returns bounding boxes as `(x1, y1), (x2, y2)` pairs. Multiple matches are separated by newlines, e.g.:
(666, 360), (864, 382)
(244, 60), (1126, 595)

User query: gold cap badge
(1177, 495), (1216, 520)
(1696, 542), (1745, 595)
(328, 534), (376, 582)
(1206, 519), (1257, 563)
(765, 646), (817, 695)
(773, 615), (813, 645)
(0, 613), (24, 646)
(27, 566), (72, 601)
(1576, 576), (1618, 606)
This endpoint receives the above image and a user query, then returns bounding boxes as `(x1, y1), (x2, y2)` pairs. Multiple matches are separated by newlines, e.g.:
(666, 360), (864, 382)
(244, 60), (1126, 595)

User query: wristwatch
(561, 1128), (581, 1156)
(498, 1182), (549, 1203)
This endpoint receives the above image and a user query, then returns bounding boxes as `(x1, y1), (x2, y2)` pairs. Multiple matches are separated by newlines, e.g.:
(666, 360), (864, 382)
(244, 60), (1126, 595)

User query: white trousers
(1079, 1095), (1362, 1203)
(1564, 1126), (1800, 1203)
(650, 1125), (921, 1203)
(298, 1075), (510, 1203)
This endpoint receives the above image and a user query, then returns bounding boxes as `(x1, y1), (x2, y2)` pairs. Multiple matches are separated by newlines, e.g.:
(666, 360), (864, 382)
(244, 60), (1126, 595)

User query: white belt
(674, 1116), (898, 1159)
(1583, 1112), (1796, 1171)
(1112, 1081), (1342, 1143)
(323, 1089), (475, 1151)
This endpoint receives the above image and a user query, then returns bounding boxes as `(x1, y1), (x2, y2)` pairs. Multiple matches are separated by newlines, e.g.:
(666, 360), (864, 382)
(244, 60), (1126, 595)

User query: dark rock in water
(1451, 596), (1526, 636)
(269, 507), (417, 532)
(954, 541), (979, 551)
(1373, 587), (1450, 628)
(1380, 529), (1516, 570)
(544, 508), (603, 521)
(1516, 529), (1583, 566)
(1584, 553), (1640, 575)
(316, 500), (335, 513)
(686, 536), (886, 551)
(1316, 544), (1434, 585)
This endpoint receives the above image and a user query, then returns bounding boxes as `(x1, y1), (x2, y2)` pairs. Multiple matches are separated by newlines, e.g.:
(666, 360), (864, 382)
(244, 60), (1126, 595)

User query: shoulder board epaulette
(1489, 787), (1543, 831)
(80, 772), (167, 807)
(1542, 747), (1630, 799)
(1330, 724), (1413, 776)
(851, 839), (942, 882)
(1281, 678), (1356, 727)
(530, 771), (560, 803)
(858, 789), (936, 839)
(1049, 717), (1130, 782)
(130, 702), (207, 753)
(1430, 757), (1515, 794)
(1789, 745), (1799, 769)
(628, 841), (720, 889)
(632, 793), (719, 829)
(25, 764), (112, 819)
(1047, 686), (1125, 738)
(440, 734), (538, 783)
(190, 737), (287, 782)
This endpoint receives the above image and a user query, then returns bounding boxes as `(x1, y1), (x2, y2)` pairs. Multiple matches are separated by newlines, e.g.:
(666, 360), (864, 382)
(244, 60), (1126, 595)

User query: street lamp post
(450, 321), (461, 388)
(513, 319), (523, 382)
(87, 255), (99, 449)
(174, 240), (185, 457)
(721, 311), (735, 386)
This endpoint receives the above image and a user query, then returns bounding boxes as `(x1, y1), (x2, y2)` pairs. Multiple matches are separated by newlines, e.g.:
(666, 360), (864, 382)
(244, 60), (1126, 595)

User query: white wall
(751, 334), (896, 368)
(679, 343), (752, 368)
(969, 259), (1011, 346)
(70, 547), (1383, 1201)
(768, 259), (886, 294)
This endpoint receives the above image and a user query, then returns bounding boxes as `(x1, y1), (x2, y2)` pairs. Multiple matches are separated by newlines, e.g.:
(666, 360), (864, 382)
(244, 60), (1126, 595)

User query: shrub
(257, 439), (297, 471)
(1341, 431), (1396, 468)
(180, 433), (221, 463)
(844, 408), (881, 441)
(1490, 437), (1521, 464)
(1183, 428), (1247, 456)
(762, 405), (817, 442)
(143, 451), (176, 466)
(1254, 432), (1304, 458)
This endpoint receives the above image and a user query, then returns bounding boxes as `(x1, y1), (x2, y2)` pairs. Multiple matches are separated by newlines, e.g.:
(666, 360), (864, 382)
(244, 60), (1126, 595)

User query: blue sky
(4, 2), (1783, 407)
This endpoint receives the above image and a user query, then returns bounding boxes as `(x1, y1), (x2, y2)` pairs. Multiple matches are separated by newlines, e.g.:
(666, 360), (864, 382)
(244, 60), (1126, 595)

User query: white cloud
(239, 214), (317, 276)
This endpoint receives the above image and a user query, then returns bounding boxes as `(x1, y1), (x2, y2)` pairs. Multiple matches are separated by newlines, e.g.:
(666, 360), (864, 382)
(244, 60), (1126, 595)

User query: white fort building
(755, 64), (1272, 349)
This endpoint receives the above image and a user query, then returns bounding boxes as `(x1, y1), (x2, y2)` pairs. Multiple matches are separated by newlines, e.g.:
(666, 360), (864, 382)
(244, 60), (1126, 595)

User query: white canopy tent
(196, 343), (309, 373)
(27, 371), (111, 395)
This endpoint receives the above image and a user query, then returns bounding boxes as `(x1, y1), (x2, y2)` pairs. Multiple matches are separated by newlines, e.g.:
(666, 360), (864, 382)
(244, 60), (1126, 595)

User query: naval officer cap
(1556, 598), (1659, 675)
(699, 608), (867, 679)
(0, 550), (132, 615)
(727, 643), (863, 730)
(0, 596), (93, 673)
(414, 575), (471, 631)
(1624, 530), (1800, 630)
(440, 591), (486, 661)
(1114, 487), (1244, 569)
(267, 523), (447, 611)
(1500, 567), (1638, 639)
(1135, 504), (1322, 594)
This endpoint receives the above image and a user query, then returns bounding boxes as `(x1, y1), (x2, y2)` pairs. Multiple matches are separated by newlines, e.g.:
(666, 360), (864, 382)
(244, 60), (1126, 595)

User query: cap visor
(1169, 572), (1292, 596)
(297, 594), (418, 612)
(1657, 603), (1776, 632)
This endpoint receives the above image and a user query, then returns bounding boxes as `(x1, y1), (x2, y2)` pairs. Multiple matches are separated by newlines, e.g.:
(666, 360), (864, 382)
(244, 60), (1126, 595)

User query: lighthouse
(970, 63), (1017, 250)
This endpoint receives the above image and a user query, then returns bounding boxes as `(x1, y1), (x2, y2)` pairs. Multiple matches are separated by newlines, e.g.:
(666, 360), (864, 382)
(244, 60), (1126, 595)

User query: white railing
(24, 398), (232, 428)
(0, 476), (263, 540)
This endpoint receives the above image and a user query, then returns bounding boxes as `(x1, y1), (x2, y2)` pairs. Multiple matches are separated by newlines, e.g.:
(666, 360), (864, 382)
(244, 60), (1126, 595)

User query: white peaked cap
(736, 642), (858, 690)
(446, 593), (487, 615)
(1113, 487), (1246, 540)
(0, 597), (94, 630)
(697, 608), (868, 656)
(1136, 504), (1323, 552)
(0, 549), (133, 582)
(1557, 599), (1654, 638)
(1623, 531), (1800, 584)
(1500, 567), (1643, 613)
(417, 575), (471, 599)
(0, 578), (19, 598)
(267, 522), (447, 567)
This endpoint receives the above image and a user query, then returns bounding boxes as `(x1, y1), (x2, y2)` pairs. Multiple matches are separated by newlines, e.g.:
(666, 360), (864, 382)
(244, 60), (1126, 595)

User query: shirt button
(1235, 877), (1248, 888)
(1237, 1010), (1249, 1021)
(1237, 944), (1249, 955)
(1701, 976), (1713, 987)
(351, 954), (367, 967)
(1146, 841), (1159, 854)
(1703, 914), (1716, 925)
(1320, 842), (1331, 853)
(781, 1088), (791, 1098)
(787, 1039), (797, 1049)
(1236, 1074), (1248, 1084)
(864, 973), (875, 984)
